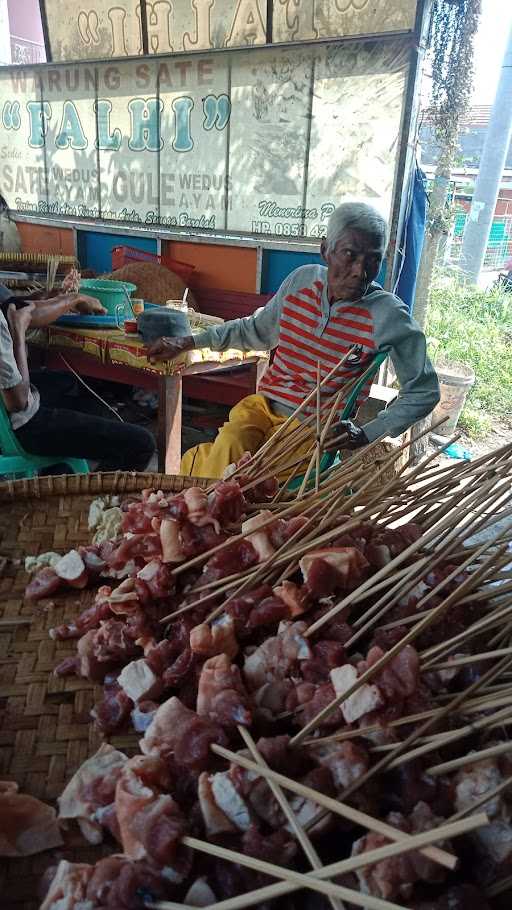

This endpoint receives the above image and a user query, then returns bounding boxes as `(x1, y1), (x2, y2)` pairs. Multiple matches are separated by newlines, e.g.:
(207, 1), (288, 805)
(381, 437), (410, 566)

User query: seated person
(0, 285), (155, 472)
(148, 202), (440, 478)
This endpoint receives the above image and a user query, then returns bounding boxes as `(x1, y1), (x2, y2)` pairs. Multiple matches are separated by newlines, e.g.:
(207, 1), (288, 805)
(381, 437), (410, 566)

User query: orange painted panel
(17, 223), (75, 257)
(162, 240), (257, 293)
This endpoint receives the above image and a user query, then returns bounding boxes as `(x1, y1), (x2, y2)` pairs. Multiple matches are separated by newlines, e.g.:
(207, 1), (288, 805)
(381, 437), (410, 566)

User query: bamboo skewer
(221, 348), (358, 488)
(210, 744), (456, 869)
(448, 773), (512, 823)
(154, 813), (487, 910)
(428, 739), (512, 777)
(236, 726), (344, 910)
(383, 703), (512, 771)
(292, 541), (508, 743)
(486, 873), (512, 897)
(301, 653), (512, 835)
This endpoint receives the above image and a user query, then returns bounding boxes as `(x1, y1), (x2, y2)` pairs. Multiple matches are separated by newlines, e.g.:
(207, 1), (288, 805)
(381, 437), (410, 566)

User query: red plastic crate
(112, 245), (195, 284)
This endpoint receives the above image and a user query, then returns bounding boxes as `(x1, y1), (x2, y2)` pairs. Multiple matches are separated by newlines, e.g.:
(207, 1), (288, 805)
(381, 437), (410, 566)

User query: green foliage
(426, 271), (512, 437)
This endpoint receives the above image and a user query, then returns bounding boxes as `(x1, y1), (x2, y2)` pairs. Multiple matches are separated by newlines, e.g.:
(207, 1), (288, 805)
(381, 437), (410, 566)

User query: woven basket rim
(0, 471), (208, 501)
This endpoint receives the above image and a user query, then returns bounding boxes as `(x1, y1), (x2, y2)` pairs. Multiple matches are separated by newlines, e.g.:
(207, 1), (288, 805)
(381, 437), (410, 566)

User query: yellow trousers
(180, 393), (313, 480)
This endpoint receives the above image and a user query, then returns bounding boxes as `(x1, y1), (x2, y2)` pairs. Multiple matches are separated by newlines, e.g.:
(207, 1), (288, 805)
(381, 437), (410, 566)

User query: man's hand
(147, 335), (195, 363)
(329, 418), (369, 451)
(69, 293), (107, 315)
(7, 301), (35, 338)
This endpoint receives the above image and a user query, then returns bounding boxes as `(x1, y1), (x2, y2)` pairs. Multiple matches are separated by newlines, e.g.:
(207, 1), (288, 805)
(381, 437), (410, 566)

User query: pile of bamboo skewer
(32, 348), (512, 909)
(152, 350), (512, 908)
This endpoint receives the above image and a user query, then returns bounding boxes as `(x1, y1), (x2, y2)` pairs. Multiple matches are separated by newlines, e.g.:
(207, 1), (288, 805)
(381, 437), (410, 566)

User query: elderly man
(1, 285), (155, 472)
(148, 202), (440, 478)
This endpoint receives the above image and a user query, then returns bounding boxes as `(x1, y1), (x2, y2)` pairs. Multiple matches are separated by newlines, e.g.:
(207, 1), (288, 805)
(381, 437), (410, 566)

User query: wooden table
(29, 325), (267, 474)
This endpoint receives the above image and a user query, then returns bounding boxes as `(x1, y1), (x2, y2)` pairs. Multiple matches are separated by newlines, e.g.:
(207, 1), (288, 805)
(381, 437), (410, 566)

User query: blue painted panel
(77, 231), (157, 274)
(261, 250), (323, 294)
(261, 248), (386, 294)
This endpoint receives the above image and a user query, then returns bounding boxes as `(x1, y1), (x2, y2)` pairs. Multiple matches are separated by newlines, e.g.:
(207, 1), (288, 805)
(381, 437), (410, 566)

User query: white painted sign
(0, 40), (408, 237)
(42, 0), (417, 62)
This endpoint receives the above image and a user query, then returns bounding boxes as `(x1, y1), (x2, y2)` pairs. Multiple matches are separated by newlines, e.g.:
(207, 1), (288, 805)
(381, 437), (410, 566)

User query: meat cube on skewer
(159, 517), (185, 563)
(198, 772), (238, 836)
(351, 801), (449, 900)
(40, 861), (93, 910)
(454, 755), (512, 879)
(300, 546), (369, 596)
(330, 664), (383, 725)
(131, 700), (159, 734)
(54, 549), (89, 589)
(197, 653), (252, 728)
(25, 566), (61, 601)
(118, 658), (163, 704)
(209, 770), (252, 831)
(92, 677), (134, 735)
(274, 580), (311, 617)
(310, 740), (370, 791)
(115, 755), (187, 865)
(49, 586), (113, 640)
(140, 696), (228, 770)
(57, 743), (127, 844)
(190, 614), (239, 659)
(243, 620), (312, 691)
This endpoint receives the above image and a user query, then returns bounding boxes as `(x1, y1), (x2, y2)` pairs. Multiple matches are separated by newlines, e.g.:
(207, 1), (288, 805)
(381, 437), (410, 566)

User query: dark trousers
(15, 371), (155, 472)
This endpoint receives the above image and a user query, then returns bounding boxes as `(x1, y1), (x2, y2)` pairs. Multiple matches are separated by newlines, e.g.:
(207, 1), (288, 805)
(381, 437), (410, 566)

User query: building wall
(7, 0), (45, 64)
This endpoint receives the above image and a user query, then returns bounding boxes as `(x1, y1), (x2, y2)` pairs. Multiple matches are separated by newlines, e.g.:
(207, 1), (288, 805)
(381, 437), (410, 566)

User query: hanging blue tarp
(395, 165), (428, 314)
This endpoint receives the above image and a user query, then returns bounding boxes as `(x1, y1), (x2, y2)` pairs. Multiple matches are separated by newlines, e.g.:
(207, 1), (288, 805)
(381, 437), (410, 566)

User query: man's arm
(1, 304), (34, 412)
(29, 293), (106, 327)
(192, 294), (282, 353)
(361, 300), (440, 442)
(148, 290), (285, 363)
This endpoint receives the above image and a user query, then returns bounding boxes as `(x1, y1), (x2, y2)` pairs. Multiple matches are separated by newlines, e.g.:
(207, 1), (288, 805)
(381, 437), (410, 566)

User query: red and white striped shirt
(258, 275), (375, 417)
(194, 264), (440, 441)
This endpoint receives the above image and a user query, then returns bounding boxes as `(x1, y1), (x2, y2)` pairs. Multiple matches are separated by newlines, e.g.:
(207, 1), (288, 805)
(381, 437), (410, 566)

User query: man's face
(321, 229), (384, 302)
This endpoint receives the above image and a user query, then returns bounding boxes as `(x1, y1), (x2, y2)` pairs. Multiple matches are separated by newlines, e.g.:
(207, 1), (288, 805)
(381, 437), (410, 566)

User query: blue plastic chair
(288, 351), (388, 492)
(0, 396), (89, 479)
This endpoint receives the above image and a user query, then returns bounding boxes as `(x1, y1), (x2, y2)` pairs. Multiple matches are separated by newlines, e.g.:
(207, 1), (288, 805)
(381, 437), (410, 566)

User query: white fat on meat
(190, 614), (238, 659)
(209, 771), (252, 831)
(454, 758), (507, 820)
(39, 860), (93, 910)
(299, 547), (365, 584)
(243, 621), (312, 690)
(160, 518), (185, 563)
(241, 511), (275, 562)
(183, 487), (221, 533)
(57, 743), (127, 845)
(54, 550), (88, 587)
(198, 772), (237, 836)
(118, 659), (163, 704)
(137, 560), (161, 582)
(108, 577), (139, 605)
(273, 581), (309, 617)
(131, 703), (158, 734)
(330, 664), (383, 725)
(311, 741), (369, 790)
(185, 878), (217, 907)
(286, 792), (329, 835)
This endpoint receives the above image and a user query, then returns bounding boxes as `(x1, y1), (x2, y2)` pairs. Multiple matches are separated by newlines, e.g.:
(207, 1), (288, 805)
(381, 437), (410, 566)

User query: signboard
(0, 39), (408, 237)
(41, 0), (416, 62)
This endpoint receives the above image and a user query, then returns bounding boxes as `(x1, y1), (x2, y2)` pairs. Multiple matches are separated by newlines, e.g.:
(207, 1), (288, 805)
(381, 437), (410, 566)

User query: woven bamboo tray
(0, 472), (204, 909)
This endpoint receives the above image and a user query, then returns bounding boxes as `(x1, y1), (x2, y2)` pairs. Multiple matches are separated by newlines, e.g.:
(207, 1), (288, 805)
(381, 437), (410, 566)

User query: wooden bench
(184, 288), (272, 408)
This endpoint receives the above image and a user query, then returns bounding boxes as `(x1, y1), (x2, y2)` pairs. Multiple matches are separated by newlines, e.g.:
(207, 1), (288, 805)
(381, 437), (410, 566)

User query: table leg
(256, 357), (268, 390)
(158, 374), (183, 474)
